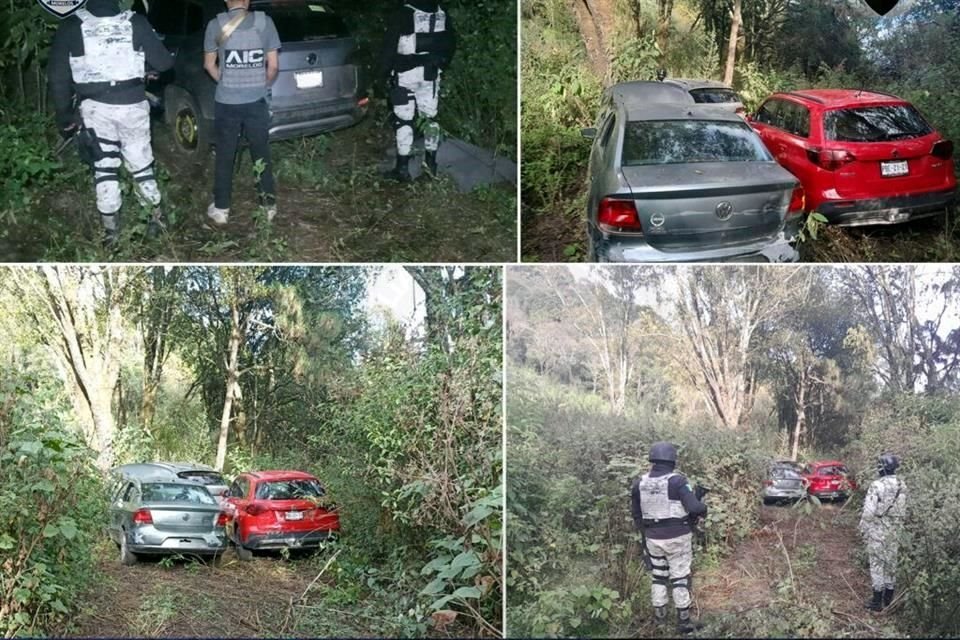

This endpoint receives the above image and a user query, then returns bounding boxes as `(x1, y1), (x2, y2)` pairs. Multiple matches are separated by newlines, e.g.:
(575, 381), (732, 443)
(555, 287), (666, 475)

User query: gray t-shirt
(204, 8), (280, 105)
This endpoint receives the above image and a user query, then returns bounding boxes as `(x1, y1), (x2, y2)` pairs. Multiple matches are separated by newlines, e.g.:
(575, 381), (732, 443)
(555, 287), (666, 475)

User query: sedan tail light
(806, 148), (856, 171)
(763, 480), (773, 487)
(787, 185), (805, 215)
(932, 140), (954, 159)
(216, 512), (232, 527)
(132, 509), (153, 525)
(598, 197), (644, 232)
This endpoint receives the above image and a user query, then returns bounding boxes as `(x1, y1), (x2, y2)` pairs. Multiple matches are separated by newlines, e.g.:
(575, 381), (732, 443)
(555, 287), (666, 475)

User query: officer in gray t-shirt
(202, 0), (281, 226)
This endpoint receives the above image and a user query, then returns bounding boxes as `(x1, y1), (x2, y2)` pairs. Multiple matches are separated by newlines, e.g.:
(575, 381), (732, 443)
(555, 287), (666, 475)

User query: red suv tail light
(806, 148), (856, 171)
(787, 185), (805, 215)
(216, 512), (232, 527)
(598, 197), (644, 232)
(132, 509), (153, 525)
(932, 140), (954, 159)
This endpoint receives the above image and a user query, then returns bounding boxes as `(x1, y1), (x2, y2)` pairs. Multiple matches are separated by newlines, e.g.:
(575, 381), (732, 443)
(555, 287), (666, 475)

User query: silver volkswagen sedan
(107, 463), (231, 565)
(583, 81), (802, 262)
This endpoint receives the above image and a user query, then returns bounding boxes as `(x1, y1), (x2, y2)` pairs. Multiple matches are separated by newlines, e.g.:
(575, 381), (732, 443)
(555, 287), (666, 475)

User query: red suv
(748, 89), (956, 225)
(224, 470), (340, 560)
(801, 460), (857, 501)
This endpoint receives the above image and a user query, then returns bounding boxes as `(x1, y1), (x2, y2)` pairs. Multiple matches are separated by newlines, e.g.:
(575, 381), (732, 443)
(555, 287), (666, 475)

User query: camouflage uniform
(859, 474), (907, 593)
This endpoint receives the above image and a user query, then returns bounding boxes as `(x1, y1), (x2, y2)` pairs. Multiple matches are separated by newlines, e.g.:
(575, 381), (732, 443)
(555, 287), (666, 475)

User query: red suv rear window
(824, 105), (932, 142)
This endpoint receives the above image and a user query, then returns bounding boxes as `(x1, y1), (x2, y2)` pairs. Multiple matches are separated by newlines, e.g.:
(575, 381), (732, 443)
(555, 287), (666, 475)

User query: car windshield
(690, 88), (741, 104)
(266, 6), (349, 41)
(142, 483), (216, 504)
(255, 479), (325, 500)
(177, 471), (225, 485)
(824, 105), (932, 142)
(622, 120), (771, 165)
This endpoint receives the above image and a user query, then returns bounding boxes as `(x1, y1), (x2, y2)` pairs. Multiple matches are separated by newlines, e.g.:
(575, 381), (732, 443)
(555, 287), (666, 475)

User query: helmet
(655, 68), (667, 82)
(649, 441), (677, 463)
(877, 453), (900, 475)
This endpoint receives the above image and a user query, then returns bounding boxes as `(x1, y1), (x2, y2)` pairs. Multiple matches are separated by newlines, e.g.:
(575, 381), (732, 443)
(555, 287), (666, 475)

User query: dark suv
(136, 0), (367, 155)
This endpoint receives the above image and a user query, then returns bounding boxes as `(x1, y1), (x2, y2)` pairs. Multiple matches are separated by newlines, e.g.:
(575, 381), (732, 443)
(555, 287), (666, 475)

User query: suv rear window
(177, 471), (226, 485)
(142, 483), (217, 504)
(266, 6), (349, 41)
(824, 105), (932, 142)
(255, 479), (325, 500)
(622, 120), (772, 165)
(690, 88), (741, 104)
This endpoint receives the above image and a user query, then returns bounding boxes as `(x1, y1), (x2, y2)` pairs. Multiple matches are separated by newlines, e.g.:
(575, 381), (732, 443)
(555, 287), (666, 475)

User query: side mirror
(581, 127), (597, 140)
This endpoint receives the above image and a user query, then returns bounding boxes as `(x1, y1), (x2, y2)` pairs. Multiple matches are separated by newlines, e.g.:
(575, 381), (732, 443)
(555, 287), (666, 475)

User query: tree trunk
(723, 0), (742, 86)
(656, 0), (674, 62)
(215, 299), (243, 472)
(790, 371), (806, 462)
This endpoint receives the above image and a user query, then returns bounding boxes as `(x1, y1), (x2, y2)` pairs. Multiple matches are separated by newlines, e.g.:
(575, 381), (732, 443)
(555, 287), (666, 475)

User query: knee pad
(671, 575), (691, 592)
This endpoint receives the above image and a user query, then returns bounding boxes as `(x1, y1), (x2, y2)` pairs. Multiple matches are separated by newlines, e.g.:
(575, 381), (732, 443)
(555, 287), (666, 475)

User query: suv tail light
(598, 197), (644, 232)
(246, 503), (266, 516)
(787, 185), (805, 215)
(132, 509), (153, 525)
(806, 148), (856, 171)
(216, 512), (232, 527)
(763, 480), (773, 487)
(932, 140), (954, 159)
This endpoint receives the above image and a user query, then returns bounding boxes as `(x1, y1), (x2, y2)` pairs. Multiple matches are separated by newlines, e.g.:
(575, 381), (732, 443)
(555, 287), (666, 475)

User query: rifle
(54, 123), (103, 167)
(691, 484), (711, 547)
(638, 525), (653, 571)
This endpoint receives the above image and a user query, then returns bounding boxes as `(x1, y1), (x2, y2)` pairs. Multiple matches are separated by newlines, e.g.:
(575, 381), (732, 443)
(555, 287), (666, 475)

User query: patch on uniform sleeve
(307, 4), (327, 11)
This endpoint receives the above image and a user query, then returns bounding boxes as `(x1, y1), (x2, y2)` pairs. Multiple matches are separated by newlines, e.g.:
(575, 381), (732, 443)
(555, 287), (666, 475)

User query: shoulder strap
(254, 11), (265, 30)
(75, 8), (90, 22)
(217, 10), (248, 47)
(878, 478), (903, 519)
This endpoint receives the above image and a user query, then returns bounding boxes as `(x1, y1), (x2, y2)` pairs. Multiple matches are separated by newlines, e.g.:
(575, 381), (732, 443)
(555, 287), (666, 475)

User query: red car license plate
(881, 160), (908, 177)
(285, 511), (303, 521)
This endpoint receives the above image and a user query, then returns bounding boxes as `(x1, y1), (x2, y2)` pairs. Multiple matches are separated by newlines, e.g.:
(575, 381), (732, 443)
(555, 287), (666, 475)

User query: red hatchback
(748, 89), (956, 225)
(224, 470), (339, 560)
(801, 460), (857, 501)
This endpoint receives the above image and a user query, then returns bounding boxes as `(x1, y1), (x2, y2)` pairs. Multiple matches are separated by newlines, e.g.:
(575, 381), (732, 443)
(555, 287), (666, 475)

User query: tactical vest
(396, 4), (447, 57)
(217, 11), (269, 92)
(69, 10), (144, 85)
(638, 472), (688, 525)
(873, 476), (906, 521)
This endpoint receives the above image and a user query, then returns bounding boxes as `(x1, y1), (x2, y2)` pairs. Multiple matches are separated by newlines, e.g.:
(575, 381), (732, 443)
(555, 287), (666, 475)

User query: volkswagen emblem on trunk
(306, 53), (318, 65)
(649, 212), (665, 227)
(715, 201), (734, 221)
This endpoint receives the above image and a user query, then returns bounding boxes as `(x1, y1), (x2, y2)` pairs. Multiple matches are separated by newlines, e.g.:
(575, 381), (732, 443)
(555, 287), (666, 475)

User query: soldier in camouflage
(859, 453), (907, 612)
(380, 0), (457, 182)
(47, 0), (173, 246)
(203, 0), (280, 226)
(631, 442), (708, 634)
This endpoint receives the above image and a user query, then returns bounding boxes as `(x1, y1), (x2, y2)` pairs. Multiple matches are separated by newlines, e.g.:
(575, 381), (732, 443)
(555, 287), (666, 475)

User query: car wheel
(165, 87), (208, 157)
(119, 532), (139, 566)
(234, 530), (253, 561)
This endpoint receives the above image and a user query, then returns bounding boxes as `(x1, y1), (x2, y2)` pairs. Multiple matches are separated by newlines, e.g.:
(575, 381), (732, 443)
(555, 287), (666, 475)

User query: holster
(76, 125), (104, 167)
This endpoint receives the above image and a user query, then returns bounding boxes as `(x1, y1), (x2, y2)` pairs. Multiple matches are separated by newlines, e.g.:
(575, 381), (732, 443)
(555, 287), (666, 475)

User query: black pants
(213, 99), (275, 210)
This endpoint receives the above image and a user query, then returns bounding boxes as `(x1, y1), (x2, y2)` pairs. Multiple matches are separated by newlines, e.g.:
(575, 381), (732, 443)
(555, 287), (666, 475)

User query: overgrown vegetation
(521, 0), (960, 261)
(507, 264), (960, 637)
(0, 265), (502, 637)
(0, 0), (516, 261)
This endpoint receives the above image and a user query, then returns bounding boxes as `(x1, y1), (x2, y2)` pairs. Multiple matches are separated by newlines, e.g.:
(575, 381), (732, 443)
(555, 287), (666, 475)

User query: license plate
(285, 511), (303, 521)
(295, 71), (323, 89)
(881, 160), (908, 177)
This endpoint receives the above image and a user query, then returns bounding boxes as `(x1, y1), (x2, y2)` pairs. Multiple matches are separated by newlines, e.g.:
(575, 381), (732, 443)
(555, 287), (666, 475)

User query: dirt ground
(63, 542), (332, 638)
(14, 112), (516, 263)
(692, 503), (904, 638)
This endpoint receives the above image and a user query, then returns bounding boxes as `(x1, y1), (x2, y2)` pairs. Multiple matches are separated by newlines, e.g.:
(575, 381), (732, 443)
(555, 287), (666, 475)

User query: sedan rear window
(824, 105), (932, 142)
(690, 88), (741, 104)
(142, 483), (217, 505)
(266, 7), (349, 41)
(622, 120), (772, 166)
(256, 479), (325, 500)
(177, 471), (225, 485)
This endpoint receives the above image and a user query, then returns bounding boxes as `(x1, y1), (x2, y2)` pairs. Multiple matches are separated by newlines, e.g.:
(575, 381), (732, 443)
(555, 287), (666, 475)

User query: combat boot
(883, 587), (895, 609)
(653, 605), (667, 625)
(423, 150), (439, 178)
(676, 607), (703, 634)
(100, 212), (119, 250)
(389, 154), (412, 183)
(866, 589), (883, 611)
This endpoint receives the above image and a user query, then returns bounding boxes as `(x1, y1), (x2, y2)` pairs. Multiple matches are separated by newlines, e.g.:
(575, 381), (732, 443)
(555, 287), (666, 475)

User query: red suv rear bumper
(815, 187), (956, 226)
(242, 529), (337, 550)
